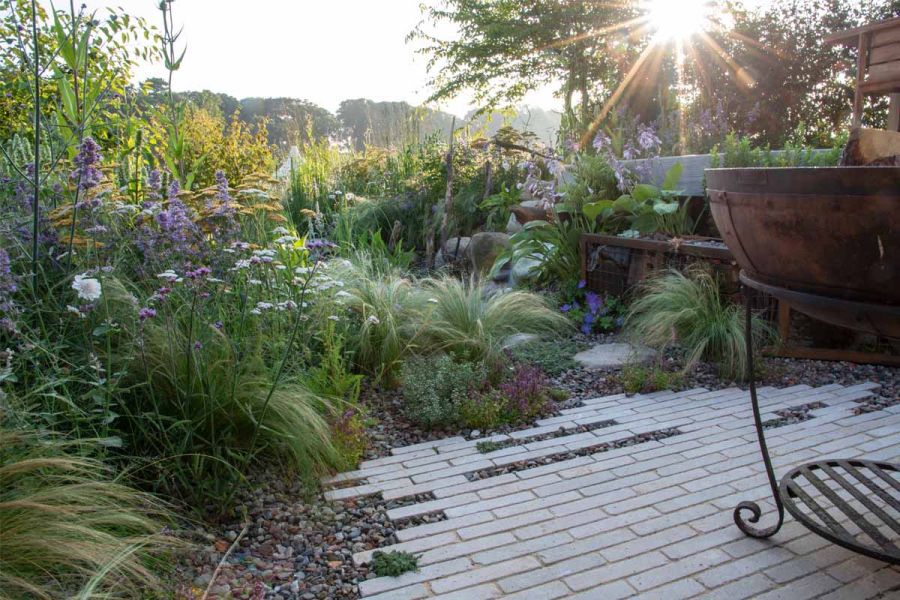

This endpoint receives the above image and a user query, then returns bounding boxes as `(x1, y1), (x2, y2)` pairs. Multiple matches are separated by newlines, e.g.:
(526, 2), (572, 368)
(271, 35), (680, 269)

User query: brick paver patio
(325, 383), (900, 599)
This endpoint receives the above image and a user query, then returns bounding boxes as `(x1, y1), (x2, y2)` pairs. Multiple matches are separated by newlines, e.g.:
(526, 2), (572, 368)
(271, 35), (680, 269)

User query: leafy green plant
(560, 152), (619, 214)
(626, 265), (773, 380)
(478, 187), (521, 231)
(709, 131), (845, 168)
(491, 217), (585, 285)
(400, 354), (489, 427)
(585, 163), (696, 237)
(0, 424), (179, 599)
(548, 388), (570, 401)
(620, 364), (684, 395)
(305, 320), (363, 404)
(418, 276), (569, 368)
(370, 551), (419, 577)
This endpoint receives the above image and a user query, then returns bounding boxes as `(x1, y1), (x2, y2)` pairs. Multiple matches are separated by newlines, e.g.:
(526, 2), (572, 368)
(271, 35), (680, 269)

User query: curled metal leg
(733, 286), (785, 538)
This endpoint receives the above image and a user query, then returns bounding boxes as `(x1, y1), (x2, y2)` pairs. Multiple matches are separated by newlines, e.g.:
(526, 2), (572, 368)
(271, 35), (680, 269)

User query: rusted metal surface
(707, 167), (900, 338)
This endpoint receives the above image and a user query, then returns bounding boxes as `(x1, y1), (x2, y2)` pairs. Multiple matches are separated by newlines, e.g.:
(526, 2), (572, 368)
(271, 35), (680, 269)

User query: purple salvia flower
(147, 169), (162, 200)
(71, 137), (103, 191)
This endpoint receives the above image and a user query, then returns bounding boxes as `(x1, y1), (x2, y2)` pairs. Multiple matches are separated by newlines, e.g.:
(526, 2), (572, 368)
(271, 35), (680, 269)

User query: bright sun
(645, 0), (714, 42)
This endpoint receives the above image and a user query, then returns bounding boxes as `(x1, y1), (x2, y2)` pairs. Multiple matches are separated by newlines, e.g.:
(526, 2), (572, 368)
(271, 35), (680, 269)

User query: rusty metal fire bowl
(706, 167), (900, 338)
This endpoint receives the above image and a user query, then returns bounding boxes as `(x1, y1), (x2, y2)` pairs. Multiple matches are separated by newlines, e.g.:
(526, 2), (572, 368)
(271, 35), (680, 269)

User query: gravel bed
(175, 476), (395, 600)
(550, 338), (900, 408)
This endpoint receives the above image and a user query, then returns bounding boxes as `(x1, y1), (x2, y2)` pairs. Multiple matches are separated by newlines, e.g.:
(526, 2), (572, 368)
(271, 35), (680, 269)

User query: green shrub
(418, 277), (569, 368)
(370, 551), (419, 577)
(461, 363), (551, 430)
(400, 355), (489, 427)
(620, 364), (684, 394)
(626, 265), (773, 380)
(0, 425), (180, 599)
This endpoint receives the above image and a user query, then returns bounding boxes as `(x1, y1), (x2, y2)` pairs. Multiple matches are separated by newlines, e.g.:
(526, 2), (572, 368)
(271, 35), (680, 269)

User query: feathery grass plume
(0, 424), (180, 600)
(417, 276), (569, 368)
(625, 265), (773, 380)
(331, 256), (427, 384)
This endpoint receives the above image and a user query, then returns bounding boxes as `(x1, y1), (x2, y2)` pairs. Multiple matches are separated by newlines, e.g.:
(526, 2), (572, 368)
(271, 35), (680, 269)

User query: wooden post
(888, 94), (900, 131)
(853, 33), (869, 128)
(777, 301), (792, 350)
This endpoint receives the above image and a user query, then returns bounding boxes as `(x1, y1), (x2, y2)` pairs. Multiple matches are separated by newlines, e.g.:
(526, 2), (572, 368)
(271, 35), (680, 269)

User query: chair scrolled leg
(733, 284), (785, 539)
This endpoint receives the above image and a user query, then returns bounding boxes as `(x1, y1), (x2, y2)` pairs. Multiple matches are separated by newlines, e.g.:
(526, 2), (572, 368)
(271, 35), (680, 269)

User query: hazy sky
(72, 0), (559, 117)
(69, 0), (781, 116)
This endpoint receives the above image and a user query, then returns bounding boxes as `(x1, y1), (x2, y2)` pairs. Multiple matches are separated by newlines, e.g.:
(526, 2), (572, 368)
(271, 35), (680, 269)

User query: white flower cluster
(72, 274), (102, 301)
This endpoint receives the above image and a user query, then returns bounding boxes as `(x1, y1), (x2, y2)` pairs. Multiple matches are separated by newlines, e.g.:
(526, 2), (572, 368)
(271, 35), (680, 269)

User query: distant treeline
(138, 78), (561, 153)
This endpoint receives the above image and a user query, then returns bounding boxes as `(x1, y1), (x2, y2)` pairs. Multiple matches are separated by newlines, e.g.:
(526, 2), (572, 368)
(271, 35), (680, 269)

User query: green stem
(245, 262), (318, 461)
(30, 0), (40, 288)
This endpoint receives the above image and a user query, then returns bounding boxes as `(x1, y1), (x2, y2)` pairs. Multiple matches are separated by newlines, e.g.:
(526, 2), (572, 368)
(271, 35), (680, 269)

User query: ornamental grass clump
(417, 276), (569, 368)
(0, 425), (179, 599)
(331, 256), (427, 383)
(626, 265), (772, 380)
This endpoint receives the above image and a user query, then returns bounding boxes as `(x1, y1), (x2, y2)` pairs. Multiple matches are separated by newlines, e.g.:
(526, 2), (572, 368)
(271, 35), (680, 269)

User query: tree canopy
(413, 0), (899, 148)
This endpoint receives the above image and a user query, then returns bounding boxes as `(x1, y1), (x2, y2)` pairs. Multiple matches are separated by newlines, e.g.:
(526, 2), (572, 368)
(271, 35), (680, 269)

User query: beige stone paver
(326, 384), (900, 599)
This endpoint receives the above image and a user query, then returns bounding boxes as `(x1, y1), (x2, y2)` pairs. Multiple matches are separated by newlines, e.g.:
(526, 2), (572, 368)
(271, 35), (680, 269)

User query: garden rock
(468, 232), (510, 275)
(506, 213), (523, 234)
(435, 236), (471, 268)
(574, 342), (656, 369)
(510, 201), (547, 225)
(510, 254), (542, 286)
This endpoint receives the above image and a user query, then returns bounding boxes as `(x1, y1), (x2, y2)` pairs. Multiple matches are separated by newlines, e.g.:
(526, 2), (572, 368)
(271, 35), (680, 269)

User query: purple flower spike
(578, 280), (587, 289)
(71, 136), (103, 192)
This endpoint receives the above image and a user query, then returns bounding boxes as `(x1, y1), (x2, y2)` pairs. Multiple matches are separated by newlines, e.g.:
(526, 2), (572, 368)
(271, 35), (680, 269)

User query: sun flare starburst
(645, 0), (716, 42)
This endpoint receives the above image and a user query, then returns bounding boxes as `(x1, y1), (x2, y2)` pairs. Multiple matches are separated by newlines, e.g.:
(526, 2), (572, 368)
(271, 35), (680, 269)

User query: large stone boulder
(435, 236), (471, 268)
(468, 232), (510, 276)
